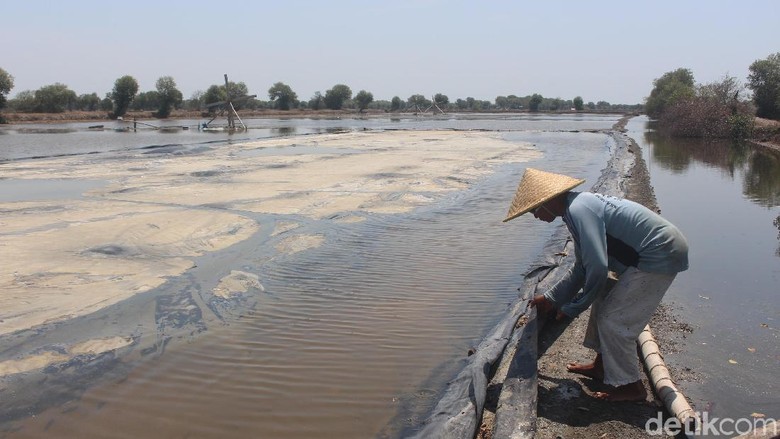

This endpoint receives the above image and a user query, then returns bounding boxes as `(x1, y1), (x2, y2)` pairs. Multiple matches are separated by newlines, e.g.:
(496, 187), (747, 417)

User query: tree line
(6, 52), (778, 125)
(0, 69), (642, 122)
(645, 52), (780, 138)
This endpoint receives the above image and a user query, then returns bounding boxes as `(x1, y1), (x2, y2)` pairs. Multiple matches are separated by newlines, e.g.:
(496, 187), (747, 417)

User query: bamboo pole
(223, 74), (234, 130)
(638, 325), (699, 436)
(229, 101), (246, 130)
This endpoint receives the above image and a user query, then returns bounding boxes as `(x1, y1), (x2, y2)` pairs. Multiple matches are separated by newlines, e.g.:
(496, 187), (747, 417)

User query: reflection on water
(629, 117), (780, 425)
(647, 130), (780, 206)
(271, 126), (297, 136)
(775, 216), (780, 257)
(744, 150), (780, 207)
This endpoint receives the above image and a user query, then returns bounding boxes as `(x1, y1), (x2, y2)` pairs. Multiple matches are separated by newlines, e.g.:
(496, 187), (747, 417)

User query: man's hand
(530, 295), (568, 321)
(530, 294), (553, 315)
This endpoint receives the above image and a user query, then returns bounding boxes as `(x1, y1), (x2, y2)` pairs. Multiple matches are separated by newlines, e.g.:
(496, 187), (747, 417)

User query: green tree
(433, 93), (449, 107)
(371, 100), (391, 111)
(390, 96), (402, 111)
(354, 90), (374, 112)
(100, 94), (113, 112)
(587, 101), (596, 110)
(268, 82), (298, 110)
(110, 75), (139, 118)
(529, 94), (543, 112)
(185, 90), (204, 110)
(324, 84), (352, 110)
(77, 93), (100, 111)
(0, 67), (14, 119)
(507, 95), (524, 109)
(155, 76), (183, 118)
(308, 91), (324, 110)
(408, 94), (429, 111)
(573, 96), (584, 111)
(8, 90), (36, 112)
(132, 91), (160, 111)
(747, 52), (780, 120)
(34, 83), (77, 113)
(203, 81), (250, 111)
(644, 68), (695, 118)
(227, 81), (249, 109)
(204, 84), (225, 107)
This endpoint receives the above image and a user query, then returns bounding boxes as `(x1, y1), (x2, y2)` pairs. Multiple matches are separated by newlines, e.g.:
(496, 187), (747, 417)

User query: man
(503, 168), (689, 401)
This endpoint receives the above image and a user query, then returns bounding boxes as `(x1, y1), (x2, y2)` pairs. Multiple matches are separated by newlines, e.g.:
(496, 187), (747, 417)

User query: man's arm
(558, 203), (608, 317)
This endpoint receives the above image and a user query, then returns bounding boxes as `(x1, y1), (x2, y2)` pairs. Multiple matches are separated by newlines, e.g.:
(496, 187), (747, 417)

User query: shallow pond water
(0, 113), (619, 162)
(0, 116), (614, 438)
(0, 178), (105, 202)
(8, 114), (775, 438)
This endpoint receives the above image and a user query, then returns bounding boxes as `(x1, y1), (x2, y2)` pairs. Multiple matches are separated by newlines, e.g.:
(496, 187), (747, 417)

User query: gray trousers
(583, 267), (676, 386)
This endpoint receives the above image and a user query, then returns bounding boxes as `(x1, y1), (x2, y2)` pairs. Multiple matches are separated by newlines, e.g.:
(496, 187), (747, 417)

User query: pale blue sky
(3, 0), (779, 105)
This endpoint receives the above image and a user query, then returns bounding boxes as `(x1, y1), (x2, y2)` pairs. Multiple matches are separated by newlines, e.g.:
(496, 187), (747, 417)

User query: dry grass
(752, 117), (780, 148)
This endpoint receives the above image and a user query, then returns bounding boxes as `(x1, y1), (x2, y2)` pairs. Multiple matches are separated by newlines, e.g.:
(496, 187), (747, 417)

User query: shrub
(656, 75), (754, 139)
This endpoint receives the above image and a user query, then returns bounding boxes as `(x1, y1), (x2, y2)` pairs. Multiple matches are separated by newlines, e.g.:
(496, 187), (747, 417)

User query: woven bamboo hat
(503, 168), (585, 222)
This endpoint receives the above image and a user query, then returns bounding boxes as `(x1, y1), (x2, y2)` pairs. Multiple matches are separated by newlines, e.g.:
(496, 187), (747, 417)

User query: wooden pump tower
(203, 74), (256, 131)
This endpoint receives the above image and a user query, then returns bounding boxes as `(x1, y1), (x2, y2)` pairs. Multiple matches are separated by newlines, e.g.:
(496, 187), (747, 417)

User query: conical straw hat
(503, 168), (585, 222)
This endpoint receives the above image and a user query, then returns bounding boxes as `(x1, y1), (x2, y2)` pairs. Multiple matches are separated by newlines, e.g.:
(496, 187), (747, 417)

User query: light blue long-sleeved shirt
(543, 192), (689, 317)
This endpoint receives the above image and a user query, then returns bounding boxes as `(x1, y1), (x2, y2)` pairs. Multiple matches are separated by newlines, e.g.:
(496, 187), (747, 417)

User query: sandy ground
(0, 130), (540, 376)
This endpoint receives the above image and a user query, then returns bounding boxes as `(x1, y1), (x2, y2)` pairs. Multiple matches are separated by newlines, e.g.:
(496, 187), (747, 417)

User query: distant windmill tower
(203, 74), (257, 131)
(423, 95), (446, 115)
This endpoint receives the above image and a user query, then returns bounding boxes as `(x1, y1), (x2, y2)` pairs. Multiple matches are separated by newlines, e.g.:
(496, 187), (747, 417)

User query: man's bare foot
(566, 354), (604, 381)
(593, 381), (648, 402)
